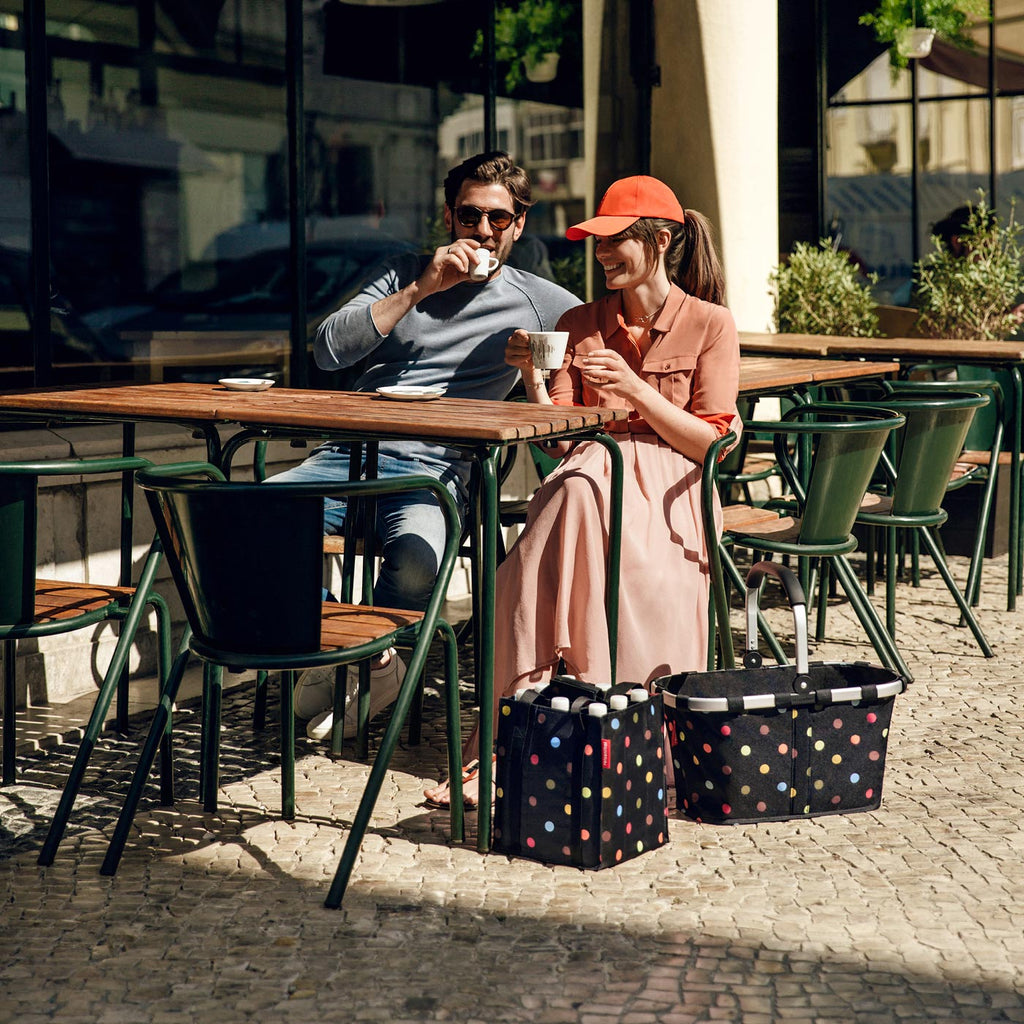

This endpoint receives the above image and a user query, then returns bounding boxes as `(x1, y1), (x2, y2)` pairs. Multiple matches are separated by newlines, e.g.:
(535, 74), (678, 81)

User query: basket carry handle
(744, 561), (810, 680)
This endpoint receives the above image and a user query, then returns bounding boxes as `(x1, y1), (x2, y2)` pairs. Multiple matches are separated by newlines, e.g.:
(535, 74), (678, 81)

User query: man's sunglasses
(455, 205), (517, 231)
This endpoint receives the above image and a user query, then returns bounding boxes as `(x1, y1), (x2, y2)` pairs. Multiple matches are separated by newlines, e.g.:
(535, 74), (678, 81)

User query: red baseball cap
(566, 175), (686, 240)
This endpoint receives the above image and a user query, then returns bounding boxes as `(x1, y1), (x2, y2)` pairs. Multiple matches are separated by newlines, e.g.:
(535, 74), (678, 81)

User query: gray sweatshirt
(314, 252), (581, 481)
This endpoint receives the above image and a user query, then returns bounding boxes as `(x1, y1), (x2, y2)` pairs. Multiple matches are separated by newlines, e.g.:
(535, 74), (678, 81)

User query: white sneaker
(293, 664), (338, 720)
(305, 650), (407, 742)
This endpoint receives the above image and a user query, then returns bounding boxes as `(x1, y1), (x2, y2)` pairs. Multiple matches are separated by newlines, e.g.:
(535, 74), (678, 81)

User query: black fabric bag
(654, 562), (906, 825)
(492, 678), (668, 868)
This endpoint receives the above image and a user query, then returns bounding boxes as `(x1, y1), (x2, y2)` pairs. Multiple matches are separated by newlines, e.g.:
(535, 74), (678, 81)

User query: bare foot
(423, 756), (493, 809)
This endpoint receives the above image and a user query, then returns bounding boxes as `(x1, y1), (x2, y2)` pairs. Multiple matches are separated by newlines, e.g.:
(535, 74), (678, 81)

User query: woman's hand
(580, 348), (644, 401)
(504, 328), (537, 373)
(506, 328), (552, 404)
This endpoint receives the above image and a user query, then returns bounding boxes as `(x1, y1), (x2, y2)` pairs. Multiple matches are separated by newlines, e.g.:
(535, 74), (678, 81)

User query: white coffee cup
(469, 249), (500, 281)
(527, 331), (570, 377)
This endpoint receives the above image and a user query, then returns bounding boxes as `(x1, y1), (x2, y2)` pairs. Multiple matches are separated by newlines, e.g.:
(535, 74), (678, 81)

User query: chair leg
(917, 526), (994, 657)
(329, 664), (347, 758)
(407, 665), (425, 747)
(830, 554), (914, 683)
(38, 587), (176, 865)
(965, 471), (999, 609)
(100, 647), (191, 876)
(437, 619), (464, 843)
(280, 669), (295, 820)
(252, 670), (269, 732)
(148, 595), (175, 807)
(201, 664), (223, 813)
(720, 546), (788, 665)
(325, 629), (438, 909)
(3, 639), (16, 787)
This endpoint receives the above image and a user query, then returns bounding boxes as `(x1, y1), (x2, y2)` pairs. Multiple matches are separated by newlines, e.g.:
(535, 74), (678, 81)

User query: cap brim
(565, 215), (640, 241)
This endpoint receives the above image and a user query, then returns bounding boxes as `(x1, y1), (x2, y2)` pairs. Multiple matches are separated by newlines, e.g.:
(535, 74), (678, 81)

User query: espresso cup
(527, 331), (570, 375)
(469, 249), (500, 281)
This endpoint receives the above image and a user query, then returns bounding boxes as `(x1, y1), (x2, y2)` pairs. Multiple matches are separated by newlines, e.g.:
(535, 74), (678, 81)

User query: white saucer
(218, 377), (276, 392)
(376, 385), (446, 401)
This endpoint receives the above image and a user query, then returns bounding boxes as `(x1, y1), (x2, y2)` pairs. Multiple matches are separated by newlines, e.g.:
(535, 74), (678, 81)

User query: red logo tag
(601, 739), (611, 769)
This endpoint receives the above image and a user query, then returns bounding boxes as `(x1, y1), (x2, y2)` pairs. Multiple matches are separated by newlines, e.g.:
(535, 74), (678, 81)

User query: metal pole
(988, 0), (996, 206)
(286, 0), (308, 388)
(24, 0), (51, 387)
(815, 0), (827, 238)
(483, 0), (496, 150)
(911, 61), (920, 267)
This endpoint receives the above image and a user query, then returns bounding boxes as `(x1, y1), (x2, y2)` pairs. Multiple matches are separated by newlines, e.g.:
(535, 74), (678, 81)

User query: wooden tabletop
(0, 382), (627, 444)
(739, 355), (900, 394)
(740, 332), (1024, 363)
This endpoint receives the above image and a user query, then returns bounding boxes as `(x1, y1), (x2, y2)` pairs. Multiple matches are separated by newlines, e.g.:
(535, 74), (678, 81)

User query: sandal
(423, 754), (496, 810)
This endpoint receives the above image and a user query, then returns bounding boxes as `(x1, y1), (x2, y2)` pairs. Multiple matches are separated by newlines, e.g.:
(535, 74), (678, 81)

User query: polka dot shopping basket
(654, 561), (906, 825)
(492, 676), (668, 868)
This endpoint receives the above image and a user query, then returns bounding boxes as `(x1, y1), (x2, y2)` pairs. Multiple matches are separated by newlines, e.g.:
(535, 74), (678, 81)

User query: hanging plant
(859, 0), (989, 78)
(472, 0), (576, 94)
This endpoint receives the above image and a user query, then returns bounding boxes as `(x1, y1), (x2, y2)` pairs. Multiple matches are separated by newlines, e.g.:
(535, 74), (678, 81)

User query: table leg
(589, 434), (623, 684)
(1011, 366), (1023, 607)
(476, 449), (498, 853)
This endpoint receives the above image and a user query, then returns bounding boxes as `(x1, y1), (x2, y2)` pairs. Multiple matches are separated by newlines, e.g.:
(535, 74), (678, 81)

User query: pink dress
(493, 285), (740, 696)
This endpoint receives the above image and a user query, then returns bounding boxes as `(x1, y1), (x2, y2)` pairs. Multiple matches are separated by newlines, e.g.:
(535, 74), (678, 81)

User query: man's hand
(420, 239), (488, 295)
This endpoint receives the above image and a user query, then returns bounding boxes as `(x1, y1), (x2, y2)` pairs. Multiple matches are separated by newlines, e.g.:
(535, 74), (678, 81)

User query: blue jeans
(267, 444), (468, 610)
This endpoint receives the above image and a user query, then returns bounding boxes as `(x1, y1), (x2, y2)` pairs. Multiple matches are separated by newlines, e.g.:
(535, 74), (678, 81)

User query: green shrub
(914, 195), (1024, 340)
(770, 240), (880, 336)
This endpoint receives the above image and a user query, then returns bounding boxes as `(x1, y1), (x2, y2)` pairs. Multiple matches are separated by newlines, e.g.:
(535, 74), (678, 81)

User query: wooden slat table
(739, 355), (900, 395)
(0, 382), (628, 850)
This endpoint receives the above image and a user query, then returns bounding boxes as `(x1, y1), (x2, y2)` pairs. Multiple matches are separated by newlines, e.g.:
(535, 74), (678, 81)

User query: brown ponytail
(618, 210), (727, 305)
(671, 210), (725, 305)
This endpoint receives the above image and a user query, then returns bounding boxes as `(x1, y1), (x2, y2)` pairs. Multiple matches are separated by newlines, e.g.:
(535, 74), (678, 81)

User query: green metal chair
(852, 389), (993, 659)
(98, 462), (464, 909)
(715, 403), (912, 682)
(1, 456), (171, 799)
(702, 430), (789, 671)
(717, 397), (785, 506)
(866, 377), (1004, 612)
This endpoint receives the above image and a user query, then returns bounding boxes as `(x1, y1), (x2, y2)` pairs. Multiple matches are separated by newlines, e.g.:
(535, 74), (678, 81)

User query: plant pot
(524, 51), (560, 83)
(895, 27), (936, 60)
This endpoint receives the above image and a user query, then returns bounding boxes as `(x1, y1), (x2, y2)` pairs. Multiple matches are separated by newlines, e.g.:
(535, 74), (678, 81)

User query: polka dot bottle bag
(492, 682), (668, 868)
(654, 561), (906, 825)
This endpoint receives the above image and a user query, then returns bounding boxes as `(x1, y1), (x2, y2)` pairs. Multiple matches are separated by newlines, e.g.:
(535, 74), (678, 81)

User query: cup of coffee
(469, 249), (500, 281)
(527, 331), (570, 377)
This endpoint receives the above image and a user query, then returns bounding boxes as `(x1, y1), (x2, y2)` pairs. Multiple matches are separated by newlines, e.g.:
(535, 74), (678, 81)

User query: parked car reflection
(83, 235), (418, 383)
(0, 244), (112, 391)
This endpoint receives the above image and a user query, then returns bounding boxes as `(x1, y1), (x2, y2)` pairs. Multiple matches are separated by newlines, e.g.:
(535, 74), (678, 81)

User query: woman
(425, 175), (740, 807)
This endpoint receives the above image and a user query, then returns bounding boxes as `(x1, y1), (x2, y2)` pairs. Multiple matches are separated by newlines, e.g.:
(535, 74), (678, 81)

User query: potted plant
(859, 0), (989, 77)
(769, 240), (880, 337)
(913, 194), (1024, 340)
(473, 0), (576, 93)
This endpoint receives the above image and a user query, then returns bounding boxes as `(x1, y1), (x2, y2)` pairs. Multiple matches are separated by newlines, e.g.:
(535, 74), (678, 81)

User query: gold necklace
(625, 306), (660, 327)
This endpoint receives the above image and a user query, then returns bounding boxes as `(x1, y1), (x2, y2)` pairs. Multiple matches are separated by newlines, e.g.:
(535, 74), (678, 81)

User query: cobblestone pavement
(3, 553), (1024, 1023)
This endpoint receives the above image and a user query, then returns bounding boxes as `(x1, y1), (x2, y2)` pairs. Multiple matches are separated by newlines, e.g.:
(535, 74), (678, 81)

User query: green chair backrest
(862, 392), (986, 517)
(0, 474), (38, 625)
(0, 456), (150, 627)
(771, 404), (904, 546)
(142, 475), (325, 657)
(957, 365), (1012, 452)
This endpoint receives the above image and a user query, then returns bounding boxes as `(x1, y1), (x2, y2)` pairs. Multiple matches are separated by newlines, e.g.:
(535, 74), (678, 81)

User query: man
(273, 151), (581, 740)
